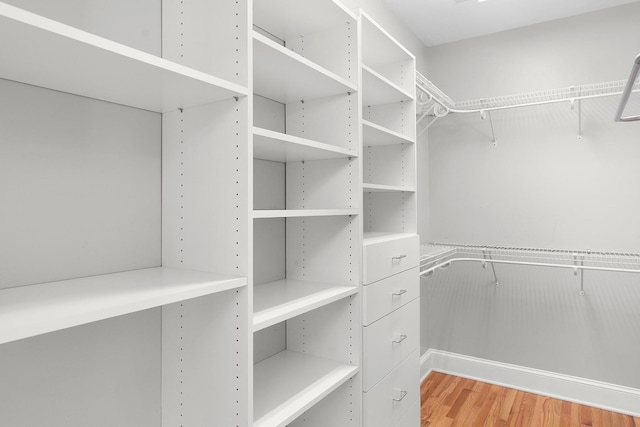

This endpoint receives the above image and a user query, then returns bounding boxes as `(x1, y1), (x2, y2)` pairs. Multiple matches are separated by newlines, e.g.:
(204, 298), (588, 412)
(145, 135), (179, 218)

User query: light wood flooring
(421, 371), (640, 426)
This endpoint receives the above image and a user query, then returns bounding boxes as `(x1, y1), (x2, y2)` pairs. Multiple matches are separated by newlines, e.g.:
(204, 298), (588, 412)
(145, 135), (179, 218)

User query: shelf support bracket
(482, 248), (499, 287)
(480, 110), (497, 146)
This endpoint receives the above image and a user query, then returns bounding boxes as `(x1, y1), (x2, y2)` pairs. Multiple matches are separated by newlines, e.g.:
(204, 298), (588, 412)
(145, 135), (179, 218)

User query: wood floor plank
(421, 372), (640, 427)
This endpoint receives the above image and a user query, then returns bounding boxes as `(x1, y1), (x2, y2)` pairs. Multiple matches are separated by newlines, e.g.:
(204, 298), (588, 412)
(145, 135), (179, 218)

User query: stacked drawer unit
(362, 233), (420, 427)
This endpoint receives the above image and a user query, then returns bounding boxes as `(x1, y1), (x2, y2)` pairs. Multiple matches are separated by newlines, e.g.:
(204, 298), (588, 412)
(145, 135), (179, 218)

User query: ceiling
(383, 0), (640, 46)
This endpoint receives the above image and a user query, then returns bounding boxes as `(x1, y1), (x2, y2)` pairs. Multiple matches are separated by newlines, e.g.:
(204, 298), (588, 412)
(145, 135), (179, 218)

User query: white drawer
(363, 299), (419, 391)
(363, 234), (419, 285)
(363, 350), (419, 427)
(363, 267), (419, 325)
(395, 401), (420, 427)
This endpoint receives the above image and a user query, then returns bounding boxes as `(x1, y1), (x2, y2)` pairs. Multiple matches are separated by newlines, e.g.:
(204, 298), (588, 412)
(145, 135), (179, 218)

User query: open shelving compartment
(252, 1), (362, 425)
(0, 1), (250, 426)
(360, 11), (417, 244)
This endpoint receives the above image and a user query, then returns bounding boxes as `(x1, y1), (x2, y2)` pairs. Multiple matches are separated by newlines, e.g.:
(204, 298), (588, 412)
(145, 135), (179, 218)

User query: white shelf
(254, 0), (356, 41)
(253, 127), (357, 162)
(253, 209), (358, 219)
(254, 350), (358, 427)
(0, 267), (247, 345)
(0, 2), (247, 113)
(361, 11), (414, 70)
(363, 120), (415, 146)
(363, 232), (418, 246)
(253, 279), (358, 332)
(363, 183), (415, 193)
(362, 65), (413, 106)
(253, 31), (357, 103)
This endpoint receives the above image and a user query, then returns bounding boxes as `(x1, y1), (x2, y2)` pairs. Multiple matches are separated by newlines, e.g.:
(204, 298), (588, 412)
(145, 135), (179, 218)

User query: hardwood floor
(421, 371), (640, 426)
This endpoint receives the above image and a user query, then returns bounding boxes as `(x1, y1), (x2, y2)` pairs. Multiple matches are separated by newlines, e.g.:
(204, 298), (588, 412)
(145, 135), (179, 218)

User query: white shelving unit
(252, 0), (361, 425)
(360, 11), (420, 427)
(0, 1), (250, 426)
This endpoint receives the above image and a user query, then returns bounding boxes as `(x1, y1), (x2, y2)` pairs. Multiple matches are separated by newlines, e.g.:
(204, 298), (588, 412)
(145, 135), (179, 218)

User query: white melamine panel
(285, 93), (359, 151)
(287, 296), (360, 365)
(0, 80), (160, 289)
(0, 267), (245, 345)
(363, 267), (419, 326)
(373, 60), (416, 97)
(0, 3), (246, 113)
(396, 402), (420, 427)
(362, 234), (419, 285)
(364, 183), (416, 193)
(254, 350), (359, 427)
(254, 127), (357, 162)
(364, 192), (418, 235)
(163, 288), (248, 427)
(363, 299), (419, 391)
(254, 209), (358, 218)
(163, 98), (249, 277)
(2, 0), (161, 55)
(0, 310), (161, 427)
(286, 158), (358, 209)
(363, 101), (416, 141)
(287, 216), (360, 285)
(254, 323), (287, 365)
(363, 120), (414, 147)
(253, 32), (357, 104)
(254, 95), (286, 132)
(363, 351), (419, 427)
(254, 279), (358, 331)
(360, 12), (414, 71)
(362, 65), (413, 106)
(286, 22), (357, 85)
(163, 0), (248, 86)
(253, 0), (356, 41)
(253, 218), (286, 286)
(288, 377), (361, 427)
(364, 143), (416, 188)
(254, 158), (285, 210)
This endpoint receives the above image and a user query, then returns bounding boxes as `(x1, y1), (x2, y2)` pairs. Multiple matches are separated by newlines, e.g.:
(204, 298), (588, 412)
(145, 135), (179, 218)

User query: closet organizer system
(415, 52), (640, 282)
(0, 1), (420, 427)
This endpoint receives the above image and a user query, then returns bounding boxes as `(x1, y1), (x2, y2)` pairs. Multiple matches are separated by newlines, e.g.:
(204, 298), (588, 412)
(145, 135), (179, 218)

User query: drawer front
(395, 401), (420, 427)
(363, 235), (419, 285)
(363, 350), (419, 427)
(363, 267), (419, 325)
(363, 299), (419, 391)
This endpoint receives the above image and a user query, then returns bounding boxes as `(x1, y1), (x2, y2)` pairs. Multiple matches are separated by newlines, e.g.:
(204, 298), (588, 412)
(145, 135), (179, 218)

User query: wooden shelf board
(362, 65), (413, 106)
(253, 209), (358, 219)
(254, 350), (358, 427)
(0, 2), (247, 113)
(363, 120), (415, 146)
(0, 267), (247, 345)
(253, 32), (357, 103)
(254, 0), (356, 41)
(253, 279), (358, 332)
(363, 232), (418, 246)
(253, 127), (357, 162)
(363, 183), (415, 193)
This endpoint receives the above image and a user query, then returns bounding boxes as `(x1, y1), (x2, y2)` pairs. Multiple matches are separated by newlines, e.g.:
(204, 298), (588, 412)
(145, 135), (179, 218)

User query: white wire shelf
(416, 70), (640, 116)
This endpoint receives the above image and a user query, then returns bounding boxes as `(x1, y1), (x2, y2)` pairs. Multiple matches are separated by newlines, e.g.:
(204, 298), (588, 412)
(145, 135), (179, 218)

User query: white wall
(421, 2), (640, 391)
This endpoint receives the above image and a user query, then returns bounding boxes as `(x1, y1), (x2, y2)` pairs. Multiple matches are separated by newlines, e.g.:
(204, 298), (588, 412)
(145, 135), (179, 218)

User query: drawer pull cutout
(392, 254), (407, 261)
(392, 389), (408, 402)
(392, 289), (407, 296)
(392, 334), (408, 343)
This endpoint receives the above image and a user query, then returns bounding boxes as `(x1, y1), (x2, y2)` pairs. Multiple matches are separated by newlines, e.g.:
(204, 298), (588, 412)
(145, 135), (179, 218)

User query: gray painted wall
(421, 2), (640, 388)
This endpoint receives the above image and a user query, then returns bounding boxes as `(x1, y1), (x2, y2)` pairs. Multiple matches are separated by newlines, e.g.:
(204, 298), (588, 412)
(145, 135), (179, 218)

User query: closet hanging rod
(614, 53), (640, 122)
(419, 257), (640, 278)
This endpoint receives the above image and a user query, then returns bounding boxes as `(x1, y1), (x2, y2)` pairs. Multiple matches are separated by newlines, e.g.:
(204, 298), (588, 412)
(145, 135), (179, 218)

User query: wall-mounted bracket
(480, 110), (497, 147)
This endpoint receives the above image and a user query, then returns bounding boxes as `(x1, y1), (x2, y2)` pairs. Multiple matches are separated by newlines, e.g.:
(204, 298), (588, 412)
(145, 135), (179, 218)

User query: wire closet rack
(420, 243), (640, 296)
(416, 53), (640, 139)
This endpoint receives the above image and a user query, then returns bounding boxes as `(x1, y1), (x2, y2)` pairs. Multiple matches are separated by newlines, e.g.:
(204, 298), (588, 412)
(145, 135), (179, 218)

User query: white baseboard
(421, 349), (640, 417)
